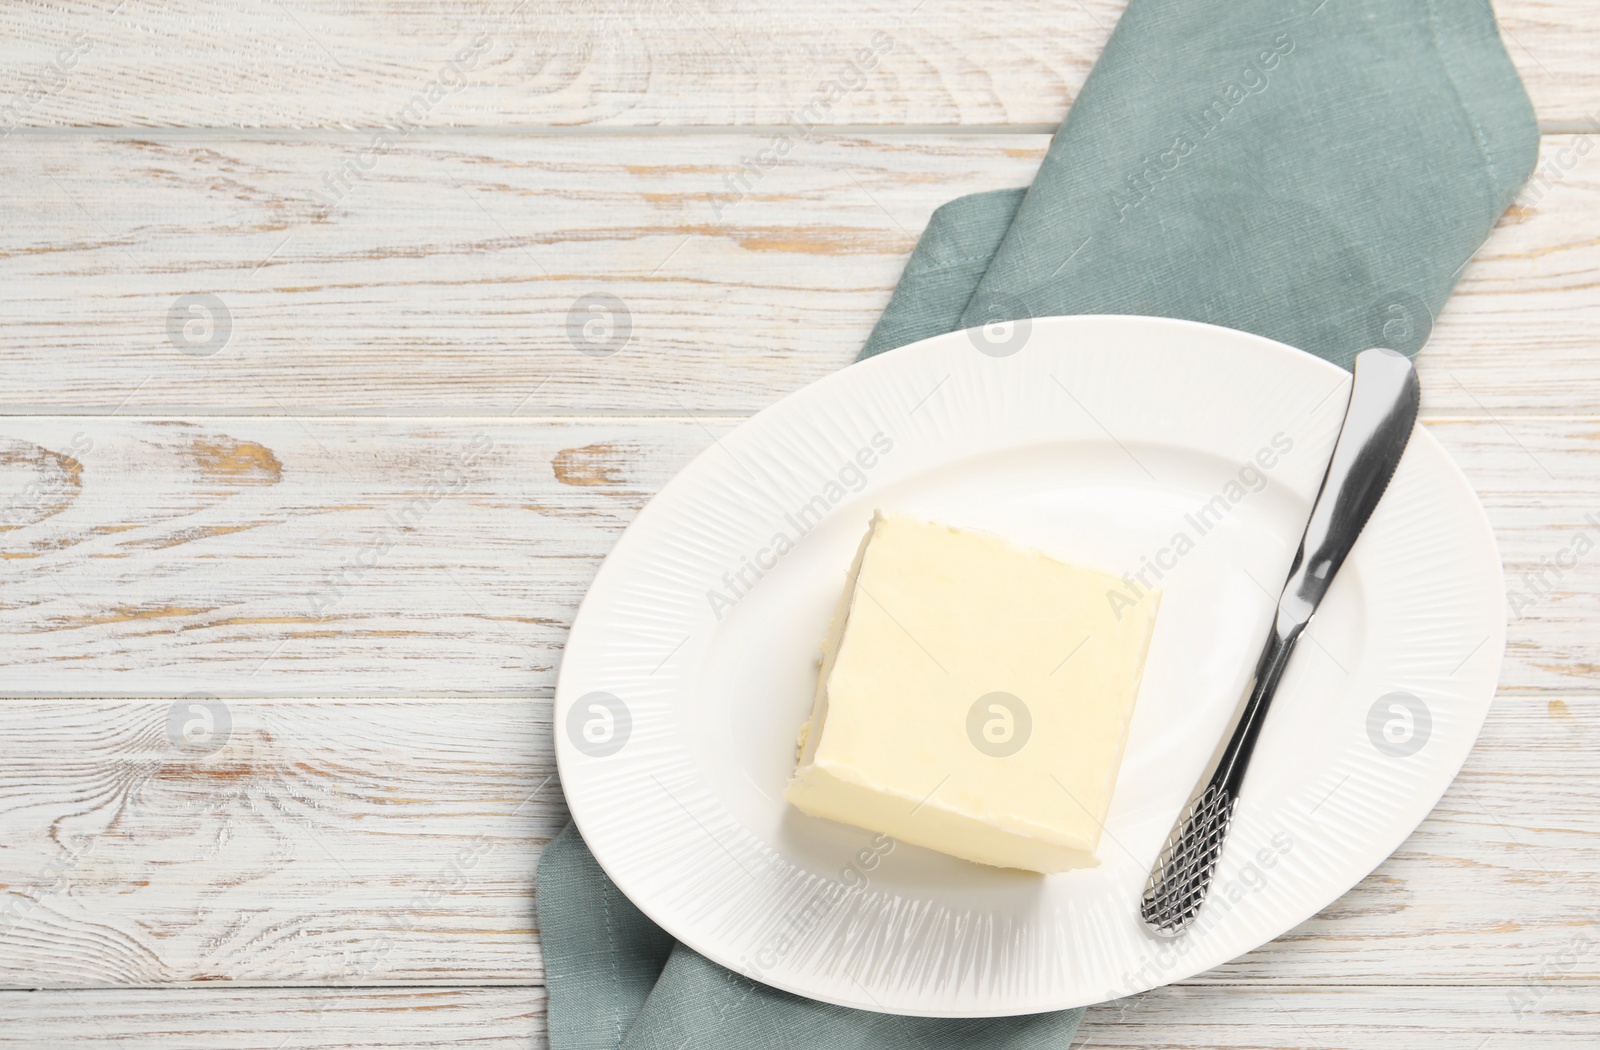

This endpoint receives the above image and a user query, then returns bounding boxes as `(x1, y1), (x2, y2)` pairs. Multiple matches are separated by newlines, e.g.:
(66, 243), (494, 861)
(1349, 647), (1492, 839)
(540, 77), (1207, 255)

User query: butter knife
(1140, 346), (1421, 936)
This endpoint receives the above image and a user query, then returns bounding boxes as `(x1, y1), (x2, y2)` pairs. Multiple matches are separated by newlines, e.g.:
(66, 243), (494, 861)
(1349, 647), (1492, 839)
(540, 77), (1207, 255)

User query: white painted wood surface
(0, 0), (1596, 1046)
(0, 1), (1594, 128)
(1, 134), (1597, 417)
(11, 984), (1600, 1048)
(5, 984), (1598, 1048)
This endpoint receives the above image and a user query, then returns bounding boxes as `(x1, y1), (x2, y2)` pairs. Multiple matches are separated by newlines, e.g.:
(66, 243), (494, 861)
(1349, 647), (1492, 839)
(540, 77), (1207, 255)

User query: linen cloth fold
(538, 0), (1536, 1045)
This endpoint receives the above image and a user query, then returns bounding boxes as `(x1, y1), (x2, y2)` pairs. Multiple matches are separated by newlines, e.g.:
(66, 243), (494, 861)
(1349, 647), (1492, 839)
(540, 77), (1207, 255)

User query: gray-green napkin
(539, 0), (1536, 1045)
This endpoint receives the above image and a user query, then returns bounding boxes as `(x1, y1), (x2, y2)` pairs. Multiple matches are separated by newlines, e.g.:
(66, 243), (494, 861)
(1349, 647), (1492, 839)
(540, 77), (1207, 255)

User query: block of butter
(784, 512), (1160, 873)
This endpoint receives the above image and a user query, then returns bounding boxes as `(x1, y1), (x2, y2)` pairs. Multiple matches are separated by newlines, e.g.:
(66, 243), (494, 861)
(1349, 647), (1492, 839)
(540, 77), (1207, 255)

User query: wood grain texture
(0, 1), (1592, 129)
(2, 133), (1596, 418)
(1073, 984), (1600, 1047)
(2, 983), (1599, 1048)
(0, 418), (700, 696)
(0, 695), (1594, 988)
(3, 983), (1598, 1048)
(0, 416), (1595, 696)
(0, 699), (563, 986)
(0, 986), (547, 1048)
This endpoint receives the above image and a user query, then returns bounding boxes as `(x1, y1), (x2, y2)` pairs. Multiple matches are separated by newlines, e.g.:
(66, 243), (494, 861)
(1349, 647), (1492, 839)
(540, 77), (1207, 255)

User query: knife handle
(1138, 623), (1298, 936)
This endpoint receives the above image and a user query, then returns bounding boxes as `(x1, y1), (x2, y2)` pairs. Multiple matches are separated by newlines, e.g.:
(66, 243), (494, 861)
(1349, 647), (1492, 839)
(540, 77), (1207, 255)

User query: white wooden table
(1, 2), (1596, 1045)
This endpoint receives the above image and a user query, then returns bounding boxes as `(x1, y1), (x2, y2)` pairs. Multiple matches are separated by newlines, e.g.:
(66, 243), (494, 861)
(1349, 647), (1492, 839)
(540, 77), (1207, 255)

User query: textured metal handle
(1140, 778), (1238, 936)
(1140, 626), (1296, 934)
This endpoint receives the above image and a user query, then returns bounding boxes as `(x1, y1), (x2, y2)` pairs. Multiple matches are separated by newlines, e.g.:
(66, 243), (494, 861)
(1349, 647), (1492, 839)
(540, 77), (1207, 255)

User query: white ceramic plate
(554, 316), (1504, 1016)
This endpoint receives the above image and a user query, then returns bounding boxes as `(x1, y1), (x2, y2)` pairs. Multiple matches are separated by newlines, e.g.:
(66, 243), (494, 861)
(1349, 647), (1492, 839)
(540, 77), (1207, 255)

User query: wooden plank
(0, 133), (1597, 418)
(0, 983), (1597, 1048)
(2, 983), (1596, 1048)
(1074, 984), (1600, 1047)
(0, 694), (1594, 987)
(0, 416), (1594, 696)
(0, 986), (546, 1049)
(0, 1), (1592, 129)
(1498, 0), (1600, 130)
(0, 417), (698, 697)
(0, 699), (562, 986)
(0, 132), (1025, 416)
